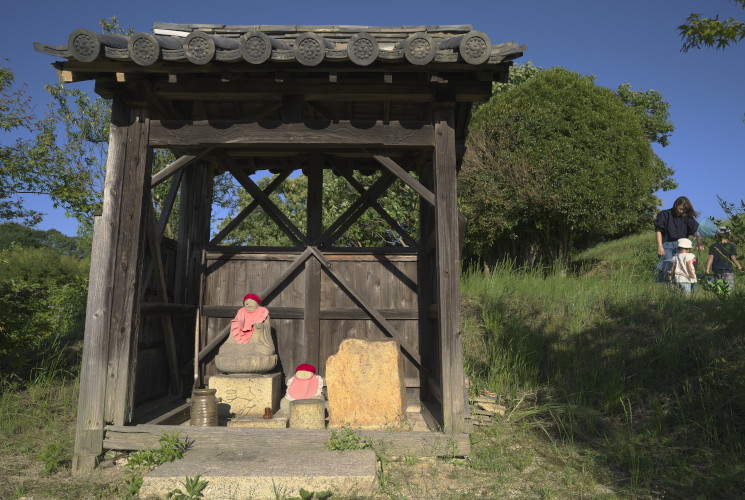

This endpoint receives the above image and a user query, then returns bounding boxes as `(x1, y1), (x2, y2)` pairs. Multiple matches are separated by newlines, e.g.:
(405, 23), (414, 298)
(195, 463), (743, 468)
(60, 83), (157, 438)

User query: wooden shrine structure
(35, 23), (525, 471)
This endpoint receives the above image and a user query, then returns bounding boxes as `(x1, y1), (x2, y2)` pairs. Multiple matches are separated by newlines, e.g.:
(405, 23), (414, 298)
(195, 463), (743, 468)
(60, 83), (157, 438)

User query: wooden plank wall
(135, 238), (178, 404)
(202, 252), (420, 398)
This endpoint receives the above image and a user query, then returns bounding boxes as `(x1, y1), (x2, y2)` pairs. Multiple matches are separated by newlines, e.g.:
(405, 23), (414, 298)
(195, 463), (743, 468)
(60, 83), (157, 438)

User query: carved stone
(214, 298), (277, 374)
(209, 372), (281, 417)
(325, 339), (406, 427)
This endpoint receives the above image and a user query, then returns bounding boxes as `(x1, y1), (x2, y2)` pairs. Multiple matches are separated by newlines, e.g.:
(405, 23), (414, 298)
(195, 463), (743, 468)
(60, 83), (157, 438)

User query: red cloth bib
(288, 375), (319, 400)
(231, 306), (269, 344)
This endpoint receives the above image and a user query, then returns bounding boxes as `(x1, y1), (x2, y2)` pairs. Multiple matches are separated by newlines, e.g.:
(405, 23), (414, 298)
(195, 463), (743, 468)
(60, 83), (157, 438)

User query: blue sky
(2, 0), (743, 235)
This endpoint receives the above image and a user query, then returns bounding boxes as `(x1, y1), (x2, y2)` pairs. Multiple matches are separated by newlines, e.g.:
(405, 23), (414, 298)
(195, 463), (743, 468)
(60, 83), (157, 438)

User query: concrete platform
(139, 447), (377, 499)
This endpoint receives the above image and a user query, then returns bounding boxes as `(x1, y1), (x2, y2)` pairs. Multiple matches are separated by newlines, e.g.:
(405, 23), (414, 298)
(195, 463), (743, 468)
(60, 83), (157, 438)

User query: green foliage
(0, 244), (88, 372)
(37, 443), (66, 475)
(715, 196), (745, 247)
(326, 426), (371, 451)
(287, 488), (333, 500)
(459, 67), (674, 265)
(679, 0), (745, 51)
(0, 222), (86, 257)
(0, 64), (42, 225)
(221, 170), (419, 248)
(124, 431), (191, 498)
(462, 231), (745, 496)
(699, 275), (732, 298)
(167, 475), (208, 499)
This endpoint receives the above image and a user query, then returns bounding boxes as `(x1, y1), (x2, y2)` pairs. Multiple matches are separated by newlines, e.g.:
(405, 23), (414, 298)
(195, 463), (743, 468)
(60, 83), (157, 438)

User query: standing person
(670, 238), (698, 294)
(705, 226), (742, 293)
(654, 196), (704, 282)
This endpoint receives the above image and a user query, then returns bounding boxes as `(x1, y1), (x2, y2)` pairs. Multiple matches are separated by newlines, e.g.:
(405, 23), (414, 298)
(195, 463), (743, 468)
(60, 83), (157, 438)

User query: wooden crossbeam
(368, 151), (435, 207)
(219, 152), (309, 246)
(192, 248), (314, 366)
(149, 120), (434, 148)
(338, 169), (418, 249)
(308, 247), (421, 366)
(155, 170), (183, 240)
(151, 148), (213, 188)
(313, 173), (395, 246)
(209, 171), (291, 245)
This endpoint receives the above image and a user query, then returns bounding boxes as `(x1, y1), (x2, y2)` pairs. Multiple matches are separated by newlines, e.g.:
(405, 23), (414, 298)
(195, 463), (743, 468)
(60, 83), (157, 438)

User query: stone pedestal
(227, 415), (288, 429)
(209, 373), (280, 418)
(325, 339), (406, 427)
(289, 399), (326, 429)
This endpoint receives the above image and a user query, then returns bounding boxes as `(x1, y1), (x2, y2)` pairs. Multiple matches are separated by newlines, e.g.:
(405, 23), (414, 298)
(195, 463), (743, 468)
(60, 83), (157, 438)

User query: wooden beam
(145, 202), (182, 396)
(103, 424), (471, 458)
(151, 148), (213, 188)
(314, 173), (395, 246)
(103, 103), (151, 428)
(155, 170), (183, 240)
(72, 217), (111, 472)
(368, 152), (436, 207)
(308, 247), (421, 366)
(338, 169), (418, 249)
(140, 302), (197, 316)
(202, 305), (418, 320)
(149, 120), (434, 149)
(209, 171), (290, 245)
(221, 154), (309, 246)
(304, 158), (323, 369)
(433, 106), (467, 434)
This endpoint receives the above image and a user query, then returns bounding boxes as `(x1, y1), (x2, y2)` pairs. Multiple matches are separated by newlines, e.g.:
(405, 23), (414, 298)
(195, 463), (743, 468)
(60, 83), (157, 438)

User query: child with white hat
(670, 238), (697, 294)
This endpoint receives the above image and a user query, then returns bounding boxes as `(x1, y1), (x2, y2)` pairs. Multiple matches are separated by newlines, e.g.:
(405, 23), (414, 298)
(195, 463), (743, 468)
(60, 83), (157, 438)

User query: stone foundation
(208, 372), (281, 418)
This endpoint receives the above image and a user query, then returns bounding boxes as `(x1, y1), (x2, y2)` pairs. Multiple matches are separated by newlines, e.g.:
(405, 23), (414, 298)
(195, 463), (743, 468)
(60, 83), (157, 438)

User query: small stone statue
(214, 293), (278, 374)
(280, 363), (325, 415)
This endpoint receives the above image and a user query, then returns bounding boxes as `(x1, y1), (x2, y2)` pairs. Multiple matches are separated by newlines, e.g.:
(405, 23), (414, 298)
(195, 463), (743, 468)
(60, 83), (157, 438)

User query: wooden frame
(50, 23), (520, 472)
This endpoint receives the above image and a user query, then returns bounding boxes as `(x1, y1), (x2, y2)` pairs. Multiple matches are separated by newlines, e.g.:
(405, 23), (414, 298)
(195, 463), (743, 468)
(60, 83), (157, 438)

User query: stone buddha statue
(214, 293), (278, 374)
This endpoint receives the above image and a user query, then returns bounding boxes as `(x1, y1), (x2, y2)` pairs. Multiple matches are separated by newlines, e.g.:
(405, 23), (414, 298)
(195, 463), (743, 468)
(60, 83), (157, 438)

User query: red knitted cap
(296, 363), (317, 374)
(243, 293), (262, 306)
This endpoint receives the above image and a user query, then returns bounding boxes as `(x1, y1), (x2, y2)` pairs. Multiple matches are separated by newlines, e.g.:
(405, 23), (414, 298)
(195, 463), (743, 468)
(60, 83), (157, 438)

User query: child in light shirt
(670, 238), (697, 294)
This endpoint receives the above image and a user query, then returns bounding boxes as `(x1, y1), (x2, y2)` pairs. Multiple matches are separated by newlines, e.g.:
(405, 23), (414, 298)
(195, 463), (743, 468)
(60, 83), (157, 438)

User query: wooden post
(73, 98), (151, 472)
(433, 104), (467, 434)
(303, 155), (323, 370)
(175, 160), (213, 389)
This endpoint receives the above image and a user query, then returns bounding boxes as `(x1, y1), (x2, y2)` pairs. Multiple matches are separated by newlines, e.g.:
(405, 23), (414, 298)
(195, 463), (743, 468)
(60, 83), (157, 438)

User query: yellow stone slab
(325, 339), (406, 427)
(227, 416), (287, 428)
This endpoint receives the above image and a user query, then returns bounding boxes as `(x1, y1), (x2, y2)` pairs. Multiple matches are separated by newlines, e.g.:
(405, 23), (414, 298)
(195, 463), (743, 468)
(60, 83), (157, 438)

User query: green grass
(462, 231), (745, 498)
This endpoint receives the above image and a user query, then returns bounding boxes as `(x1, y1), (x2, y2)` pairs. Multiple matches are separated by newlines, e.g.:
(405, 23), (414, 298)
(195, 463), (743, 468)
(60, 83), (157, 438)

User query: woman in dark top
(654, 196), (703, 282)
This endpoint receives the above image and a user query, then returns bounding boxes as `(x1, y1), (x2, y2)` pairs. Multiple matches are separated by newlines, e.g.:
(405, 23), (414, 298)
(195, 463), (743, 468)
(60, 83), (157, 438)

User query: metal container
(189, 388), (219, 426)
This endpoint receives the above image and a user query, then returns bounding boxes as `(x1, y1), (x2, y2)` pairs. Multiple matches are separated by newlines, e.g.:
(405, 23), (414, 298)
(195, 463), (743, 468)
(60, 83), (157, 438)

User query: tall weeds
(463, 232), (745, 497)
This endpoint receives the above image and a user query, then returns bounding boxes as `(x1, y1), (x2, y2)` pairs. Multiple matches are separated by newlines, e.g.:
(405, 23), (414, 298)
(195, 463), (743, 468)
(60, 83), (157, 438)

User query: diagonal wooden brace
(308, 246), (421, 367)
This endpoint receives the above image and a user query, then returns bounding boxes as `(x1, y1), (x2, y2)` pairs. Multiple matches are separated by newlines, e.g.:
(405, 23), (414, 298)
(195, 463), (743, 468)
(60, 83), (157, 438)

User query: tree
(678, 1), (745, 51)
(459, 68), (676, 266)
(0, 64), (41, 225)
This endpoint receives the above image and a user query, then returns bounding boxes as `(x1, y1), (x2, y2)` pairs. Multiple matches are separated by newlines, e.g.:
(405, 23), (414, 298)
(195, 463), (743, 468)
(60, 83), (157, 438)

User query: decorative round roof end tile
(459, 31), (492, 65)
(183, 31), (215, 65)
(68, 29), (100, 63)
(403, 33), (435, 66)
(240, 31), (272, 64)
(128, 33), (159, 66)
(294, 32), (327, 66)
(348, 33), (379, 66)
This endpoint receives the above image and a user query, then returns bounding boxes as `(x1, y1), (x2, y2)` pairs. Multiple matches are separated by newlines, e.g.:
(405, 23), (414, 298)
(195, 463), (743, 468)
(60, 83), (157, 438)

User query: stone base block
(209, 373), (280, 417)
(289, 399), (326, 429)
(139, 447), (377, 499)
(227, 415), (288, 429)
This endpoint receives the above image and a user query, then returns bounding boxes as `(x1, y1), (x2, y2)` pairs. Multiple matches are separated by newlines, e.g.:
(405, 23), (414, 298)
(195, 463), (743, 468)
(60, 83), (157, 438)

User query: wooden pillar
(303, 155), (323, 371)
(175, 160), (213, 388)
(73, 98), (151, 472)
(433, 104), (467, 434)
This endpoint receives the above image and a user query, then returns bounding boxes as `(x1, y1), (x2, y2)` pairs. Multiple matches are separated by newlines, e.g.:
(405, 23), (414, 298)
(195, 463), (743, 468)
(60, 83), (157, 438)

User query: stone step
(139, 447), (378, 499)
